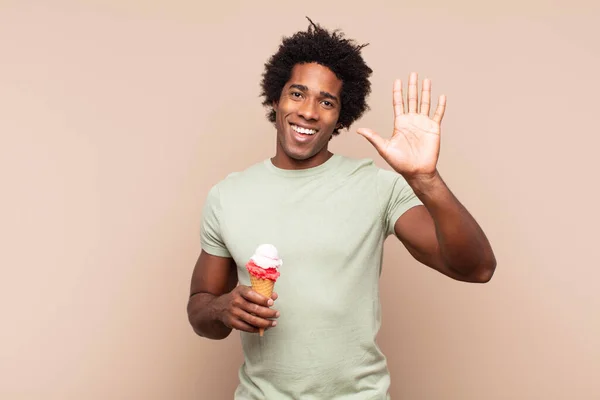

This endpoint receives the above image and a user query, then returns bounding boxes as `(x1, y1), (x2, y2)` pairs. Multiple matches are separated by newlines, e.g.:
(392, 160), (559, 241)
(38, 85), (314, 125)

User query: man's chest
(219, 184), (383, 277)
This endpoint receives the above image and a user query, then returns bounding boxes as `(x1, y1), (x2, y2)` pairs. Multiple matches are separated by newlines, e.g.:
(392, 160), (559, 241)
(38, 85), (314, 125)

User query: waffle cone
(249, 275), (275, 337)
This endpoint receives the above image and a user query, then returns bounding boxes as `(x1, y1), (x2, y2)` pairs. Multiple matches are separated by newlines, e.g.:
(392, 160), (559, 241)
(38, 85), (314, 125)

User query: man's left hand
(357, 72), (446, 181)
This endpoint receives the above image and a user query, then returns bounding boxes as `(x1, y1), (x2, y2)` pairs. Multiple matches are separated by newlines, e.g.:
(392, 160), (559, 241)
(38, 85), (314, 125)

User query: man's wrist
(404, 170), (443, 196)
(207, 293), (225, 325)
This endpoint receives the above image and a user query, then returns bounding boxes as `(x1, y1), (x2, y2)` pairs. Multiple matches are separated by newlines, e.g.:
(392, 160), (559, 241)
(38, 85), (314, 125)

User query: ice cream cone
(246, 244), (282, 336)
(250, 275), (275, 336)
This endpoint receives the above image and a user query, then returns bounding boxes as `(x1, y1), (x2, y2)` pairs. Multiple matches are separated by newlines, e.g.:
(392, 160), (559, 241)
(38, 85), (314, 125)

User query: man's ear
(272, 101), (278, 110)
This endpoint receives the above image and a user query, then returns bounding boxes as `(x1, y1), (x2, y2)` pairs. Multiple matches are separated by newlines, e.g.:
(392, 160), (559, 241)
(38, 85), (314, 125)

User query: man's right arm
(186, 250), (279, 340)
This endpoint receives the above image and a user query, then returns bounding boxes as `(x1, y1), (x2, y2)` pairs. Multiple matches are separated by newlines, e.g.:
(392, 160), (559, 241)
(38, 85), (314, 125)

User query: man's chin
(282, 145), (313, 161)
(288, 153), (313, 162)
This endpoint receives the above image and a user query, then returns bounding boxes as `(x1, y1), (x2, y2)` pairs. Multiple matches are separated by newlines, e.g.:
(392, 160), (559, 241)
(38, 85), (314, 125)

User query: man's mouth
(290, 123), (317, 136)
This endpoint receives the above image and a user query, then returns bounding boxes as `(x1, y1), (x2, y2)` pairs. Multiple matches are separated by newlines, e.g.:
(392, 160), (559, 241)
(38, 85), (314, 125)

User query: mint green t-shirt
(200, 154), (422, 399)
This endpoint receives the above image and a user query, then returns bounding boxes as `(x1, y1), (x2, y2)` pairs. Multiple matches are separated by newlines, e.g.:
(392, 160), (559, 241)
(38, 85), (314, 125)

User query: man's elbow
(448, 257), (496, 283)
(187, 298), (232, 340)
(474, 264), (496, 283)
(188, 314), (232, 340)
(465, 258), (497, 283)
(191, 325), (232, 341)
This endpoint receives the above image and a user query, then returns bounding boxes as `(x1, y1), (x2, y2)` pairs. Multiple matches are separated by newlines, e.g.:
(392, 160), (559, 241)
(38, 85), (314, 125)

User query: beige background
(1, 1), (599, 399)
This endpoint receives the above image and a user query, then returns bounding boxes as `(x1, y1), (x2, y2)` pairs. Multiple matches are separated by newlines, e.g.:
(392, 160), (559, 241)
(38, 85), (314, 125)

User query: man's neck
(271, 151), (334, 170)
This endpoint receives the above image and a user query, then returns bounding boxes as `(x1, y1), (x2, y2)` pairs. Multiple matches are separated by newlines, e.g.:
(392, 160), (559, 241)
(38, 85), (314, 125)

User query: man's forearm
(407, 171), (496, 282)
(187, 293), (232, 340)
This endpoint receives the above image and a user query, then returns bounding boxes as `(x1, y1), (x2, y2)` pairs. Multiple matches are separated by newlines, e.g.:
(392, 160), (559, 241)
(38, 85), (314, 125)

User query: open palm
(357, 72), (446, 179)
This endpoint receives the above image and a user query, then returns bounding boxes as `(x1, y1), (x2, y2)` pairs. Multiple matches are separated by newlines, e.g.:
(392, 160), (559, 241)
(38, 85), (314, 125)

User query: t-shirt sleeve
(200, 184), (232, 258)
(377, 168), (424, 237)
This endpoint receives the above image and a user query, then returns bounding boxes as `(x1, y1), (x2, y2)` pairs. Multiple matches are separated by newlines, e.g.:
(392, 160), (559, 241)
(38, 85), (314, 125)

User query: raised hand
(357, 72), (446, 180)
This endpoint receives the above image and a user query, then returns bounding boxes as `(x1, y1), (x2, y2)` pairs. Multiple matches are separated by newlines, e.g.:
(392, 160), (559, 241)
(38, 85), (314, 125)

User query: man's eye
(322, 101), (333, 107)
(291, 92), (302, 98)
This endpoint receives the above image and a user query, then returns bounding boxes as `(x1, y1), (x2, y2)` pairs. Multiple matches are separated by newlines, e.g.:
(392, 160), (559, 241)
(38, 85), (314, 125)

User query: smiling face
(272, 62), (343, 170)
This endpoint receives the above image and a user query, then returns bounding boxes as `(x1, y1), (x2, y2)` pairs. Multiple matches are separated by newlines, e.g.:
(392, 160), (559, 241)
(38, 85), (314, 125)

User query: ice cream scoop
(246, 244), (282, 281)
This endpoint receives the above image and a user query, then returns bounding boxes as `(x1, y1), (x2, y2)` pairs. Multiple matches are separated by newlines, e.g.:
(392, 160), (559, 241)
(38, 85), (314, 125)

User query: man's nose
(297, 99), (319, 121)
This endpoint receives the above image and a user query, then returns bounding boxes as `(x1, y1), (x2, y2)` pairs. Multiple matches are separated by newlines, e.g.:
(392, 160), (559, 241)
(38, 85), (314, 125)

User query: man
(187, 18), (496, 399)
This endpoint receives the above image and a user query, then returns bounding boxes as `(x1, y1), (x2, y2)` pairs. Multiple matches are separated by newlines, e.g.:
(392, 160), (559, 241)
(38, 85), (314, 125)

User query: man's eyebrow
(289, 84), (339, 103)
(289, 84), (309, 92)
(320, 91), (339, 102)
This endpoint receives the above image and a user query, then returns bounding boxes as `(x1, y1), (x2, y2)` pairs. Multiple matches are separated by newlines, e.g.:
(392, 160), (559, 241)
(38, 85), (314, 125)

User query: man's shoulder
(335, 154), (387, 177)
(340, 154), (375, 166)
(334, 155), (410, 197)
(217, 159), (269, 181)
(206, 159), (270, 193)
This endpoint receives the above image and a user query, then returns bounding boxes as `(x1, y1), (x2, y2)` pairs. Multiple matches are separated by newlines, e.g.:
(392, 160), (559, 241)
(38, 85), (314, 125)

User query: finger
(239, 297), (279, 319)
(241, 286), (273, 307)
(236, 309), (277, 329)
(356, 128), (388, 155)
(271, 292), (278, 301)
(229, 318), (259, 333)
(432, 95), (447, 124)
(393, 79), (404, 117)
(408, 72), (418, 113)
(420, 78), (431, 116)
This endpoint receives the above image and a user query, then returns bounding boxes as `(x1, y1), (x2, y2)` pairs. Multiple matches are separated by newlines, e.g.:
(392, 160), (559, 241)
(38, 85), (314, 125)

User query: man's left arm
(357, 72), (496, 283)
(394, 172), (496, 283)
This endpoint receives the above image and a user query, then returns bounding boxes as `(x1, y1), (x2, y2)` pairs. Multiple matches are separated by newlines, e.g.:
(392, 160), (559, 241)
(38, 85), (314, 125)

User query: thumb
(356, 128), (387, 153)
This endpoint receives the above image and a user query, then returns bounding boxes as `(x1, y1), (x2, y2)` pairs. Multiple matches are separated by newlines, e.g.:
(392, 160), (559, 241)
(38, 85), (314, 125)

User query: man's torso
(201, 155), (420, 399)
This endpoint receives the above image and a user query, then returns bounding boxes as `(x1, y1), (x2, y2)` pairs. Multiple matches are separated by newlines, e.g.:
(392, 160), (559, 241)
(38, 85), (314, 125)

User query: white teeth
(291, 124), (316, 135)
